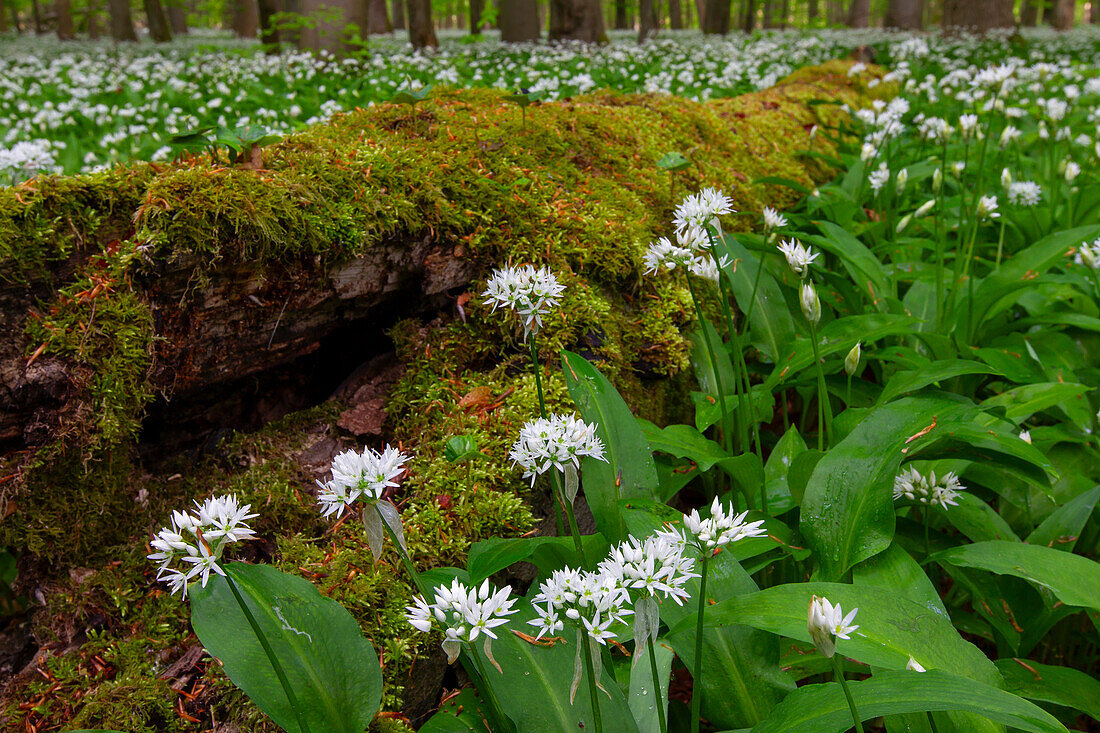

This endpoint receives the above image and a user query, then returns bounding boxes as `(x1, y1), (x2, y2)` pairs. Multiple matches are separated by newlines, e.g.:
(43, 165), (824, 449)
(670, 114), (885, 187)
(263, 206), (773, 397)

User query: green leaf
(928, 541), (1100, 612)
(877, 360), (1000, 404)
(656, 151), (691, 171)
(982, 382), (1094, 427)
(945, 493), (1022, 543)
(763, 426), (807, 513)
(467, 535), (608, 584)
(996, 658), (1100, 722)
(747, 670), (1067, 733)
(419, 688), (490, 732)
(561, 351), (659, 543)
(190, 563), (382, 733)
(691, 387), (775, 433)
(626, 641), (674, 733)
(1027, 484), (1100, 552)
(800, 395), (977, 579)
(852, 542), (947, 617)
(806, 220), (889, 305)
(714, 234), (797, 362)
(445, 435), (482, 463)
(674, 582), (1001, 686)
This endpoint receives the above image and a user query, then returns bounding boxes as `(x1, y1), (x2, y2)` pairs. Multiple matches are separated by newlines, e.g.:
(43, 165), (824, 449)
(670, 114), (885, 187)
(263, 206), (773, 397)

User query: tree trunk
(825, 0), (843, 23)
(231, 0), (259, 37)
(668, 0), (682, 27)
(701, 0), (728, 32)
(807, 0), (818, 22)
(638, 0), (657, 39)
(167, 1), (187, 33)
(1051, 0), (1074, 28)
(549, 0), (607, 41)
(86, 0), (101, 35)
(614, 0), (627, 27)
(846, 0), (869, 26)
(143, 0), (173, 41)
(298, 0), (366, 52)
(742, 0), (754, 30)
(31, 0), (43, 32)
(56, 0), (75, 37)
(1019, 0), (1038, 24)
(406, 0), (437, 47)
(886, 0), (920, 27)
(368, 0), (392, 32)
(1094, 0), (1100, 22)
(693, 0), (704, 26)
(942, 0), (1013, 30)
(761, 0), (773, 25)
(257, 0), (280, 47)
(0, 0), (7, 31)
(108, 0), (137, 40)
(468, 0), (481, 31)
(391, 0), (404, 28)
(500, 0), (539, 40)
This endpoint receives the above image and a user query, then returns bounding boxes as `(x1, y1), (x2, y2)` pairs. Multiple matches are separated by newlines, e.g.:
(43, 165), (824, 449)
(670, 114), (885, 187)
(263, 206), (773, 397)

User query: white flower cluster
(660, 497), (767, 554)
(147, 495), (258, 598)
(645, 189), (735, 282)
(778, 238), (819, 277)
(482, 265), (565, 340)
(529, 567), (634, 645)
(598, 533), (698, 606)
(1007, 180), (1042, 207)
(762, 206), (788, 232)
(807, 594), (860, 658)
(1075, 236), (1100, 270)
(406, 578), (518, 664)
(509, 413), (606, 486)
(316, 445), (411, 519)
(0, 140), (59, 183)
(892, 465), (965, 509)
(673, 187), (734, 234)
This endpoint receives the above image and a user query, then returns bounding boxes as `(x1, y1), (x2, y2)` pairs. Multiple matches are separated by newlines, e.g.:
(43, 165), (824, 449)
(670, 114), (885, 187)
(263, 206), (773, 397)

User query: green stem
(582, 636), (605, 733)
(846, 373), (852, 407)
(926, 710), (942, 733)
(831, 654), (864, 733)
(686, 275), (733, 461)
(690, 555), (710, 733)
(467, 644), (512, 733)
(224, 572), (312, 733)
(530, 334), (548, 420)
(647, 638), (668, 733)
(376, 504), (431, 599)
(531, 332), (570, 539)
(807, 319), (831, 450)
(995, 217), (1007, 269)
(924, 517), (931, 560)
(550, 470), (587, 566)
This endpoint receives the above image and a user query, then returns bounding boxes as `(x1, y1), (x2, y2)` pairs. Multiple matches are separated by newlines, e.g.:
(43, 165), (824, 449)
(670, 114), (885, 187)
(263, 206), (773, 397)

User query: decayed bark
(500, 0), (539, 41)
(942, 0), (1013, 30)
(144, 0), (173, 41)
(886, 0), (921, 28)
(108, 0), (137, 41)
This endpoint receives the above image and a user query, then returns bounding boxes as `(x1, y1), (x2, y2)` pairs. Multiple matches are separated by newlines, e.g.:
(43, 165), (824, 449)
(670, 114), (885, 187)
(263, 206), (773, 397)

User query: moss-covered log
(0, 61), (889, 732)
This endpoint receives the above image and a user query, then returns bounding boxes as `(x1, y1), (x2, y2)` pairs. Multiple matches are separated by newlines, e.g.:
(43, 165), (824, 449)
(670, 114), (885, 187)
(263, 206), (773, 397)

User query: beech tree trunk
(701, 0), (728, 32)
(108, 0), (137, 40)
(886, 0), (920, 27)
(167, 1), (188, 33)
(942, 0), (1013, 30)
(693, 0), (704, 26)
(1019, 0), (1038, 25)
(144, 0), (173, 40)
(56, 0), (75, 38)
(31, 0), (42, 32)
(257, 0), (279, 47)
(549, 0), (607, 42)
(761, 0), (774, 26)
(231, 0), (259, 37)
(468, 0), (481, 32)
(807, 0), (818, 23)
(391, 0), (404, 28)
(669, 0), (682, 28)
(614, 0), (627, 28)
(638, 0), (657, 39)
(1052, 0), (1074, 28)
(368, 0), (392, 32)
(500, 0), (539, 40)
(846, 0), (869, 26)
(0, 0), (7, 31)
(742, 0), (755, 30)
(407, 0), (437, 47)
(1094, 0), (1100, 21)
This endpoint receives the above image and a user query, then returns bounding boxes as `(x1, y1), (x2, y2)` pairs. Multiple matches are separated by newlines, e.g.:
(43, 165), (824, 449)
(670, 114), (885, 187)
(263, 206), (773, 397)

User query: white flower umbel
(777, 238), (819, 277)
(892, 465), (965, 510)
(868, 162), (891, 195)
(660, 497), (767, 556)
(482, 265), (566, 340)
(530, 566), (633, 703)
(807, 594), (860, 658)
(762, 206), (787, 232)
(1007, 181), (1042, 207)
(316, 445), (411, 562)
(406, 578), (517, 669)
(673, 187), (734, 235)
(1076, 237), (1100, 270)
(976, 194), (1000, 220)
(509, 414), (607, 502)
(147, 494), (257, 598)
(643, 236), (695, 275)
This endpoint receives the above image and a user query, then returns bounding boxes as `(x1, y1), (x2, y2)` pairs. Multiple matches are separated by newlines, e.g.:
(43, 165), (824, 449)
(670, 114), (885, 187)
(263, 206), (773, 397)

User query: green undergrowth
(0, 61), (891, 731)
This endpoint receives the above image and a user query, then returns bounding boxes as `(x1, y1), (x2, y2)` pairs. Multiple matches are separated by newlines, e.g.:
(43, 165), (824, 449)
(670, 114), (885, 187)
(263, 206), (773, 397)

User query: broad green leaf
(929, 541), (1100, 612)
(1027, 484), (1100, 552)
(982, 382), (1093, 429)
(746, 670), (1067, 733)
(910, 422), (1055, 494)
(878, 360), (999, 404)
(419, 688), (490, 732)
(946, 493), (1021, 543)
(562, 351), (659, 543)
(626, 641), (674, 733)
(467, 535), (608, 584)
(673, 582), (1001, 686)
(691, 387), (775, 432)
(445, 435), (482, 463)
(656, 151), (691, 171)
(689, 320), (738, 398)
(190, 563), (382, 733)
(763, 426), (807, 513)
(714, 234), (797, 362)
(807, 220), (889, 304)
(638, 420), (731, 472)
(996, 658), (1100, 722)
(787, 449), (824, 507)
(801, 395), (977, 580)
(852, 542), (947, 617)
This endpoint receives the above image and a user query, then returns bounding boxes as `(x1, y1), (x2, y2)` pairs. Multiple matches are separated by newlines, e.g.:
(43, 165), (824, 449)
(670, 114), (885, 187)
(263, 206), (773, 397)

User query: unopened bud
(915, 199), (936, 217)
(844, 342), (862, 376)
(896, 214), (913, 233)
(800, 282), (821, 325)
(895, 168), (908, 195)
(1001, 167), (1012, 189)
(932, 168), (943, 193)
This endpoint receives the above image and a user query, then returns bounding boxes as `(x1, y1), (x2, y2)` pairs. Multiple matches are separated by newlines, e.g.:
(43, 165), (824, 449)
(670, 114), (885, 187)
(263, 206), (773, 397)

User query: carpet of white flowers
(1, 26), (1097, 179)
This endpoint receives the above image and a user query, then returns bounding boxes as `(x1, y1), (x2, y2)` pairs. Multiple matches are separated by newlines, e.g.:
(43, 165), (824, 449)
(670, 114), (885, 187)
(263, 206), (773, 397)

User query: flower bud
(1001, 167), (1012, 189)
(932, 167), (943, 193)
(1065, 161), (1081, 183)
(907, 656), (927, 672)
(800, 282), (821, 325)
(896, 214), (913, 233)
(915, 199), (936, 217)
(844, 342), (861, 376)
(895, 168), (908, 195)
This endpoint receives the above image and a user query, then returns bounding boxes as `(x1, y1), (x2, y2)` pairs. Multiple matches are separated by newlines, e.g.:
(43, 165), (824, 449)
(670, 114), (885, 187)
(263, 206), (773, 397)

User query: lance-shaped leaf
(713, 234), (796, 362)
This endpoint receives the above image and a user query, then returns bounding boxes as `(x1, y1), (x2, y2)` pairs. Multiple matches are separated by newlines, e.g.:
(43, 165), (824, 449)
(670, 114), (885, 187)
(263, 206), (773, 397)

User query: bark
(761, 0), (774, 26)
(826, 0), (843, 23)
(742, 0), (755, 30)
(257, 0), (279, 47)
(231, 0), (259, 37)
(500, 0), (539, 41)
(391, 0), (404, 28)
(807, 0), (818, 22)
(108, 0), (137, 40)
(638, 0), (658, 39)
(468, 0), (481, 32)
(56, 0), (75, 38)
(614, 0), (627, 27)
(368, 0), (392, 32)
(31, 0), (42, 32)
(406, 0), (437, 47)
(1019, 0), (1038, 25)
(1052, 0), (1074, 28)
(549, 0), (606, 42)
(167, 1), (187, 33)
(701, 0), (728, 32)
(1094, 0), (1100, 22)
(143, 0), (172, 39)
(886, 0), (921, 27)
(669, 0), (682, 28)
(846, 0), (869, 26)
(0, 0), (7, 31)
(297, 0), (365, 52)
(942, 0), (1013, 30)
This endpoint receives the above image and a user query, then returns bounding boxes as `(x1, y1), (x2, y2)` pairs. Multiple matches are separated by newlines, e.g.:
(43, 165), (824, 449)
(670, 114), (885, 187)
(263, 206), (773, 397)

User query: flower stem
(550, 470), (587, 566)
(224, 571), (311, 733)
(831, 654), (864, 733)
(647, 639), (668, 733)
(377, 504), (430, 598)
(807, 319), (831, 450)
(529, 334), (548, 420)
(467, 643), (512, 733)
(686, 275), (733, 462)
(926, 711), (941, 733)
(690, 555), (710, 733)
(582, 637), (605, 733)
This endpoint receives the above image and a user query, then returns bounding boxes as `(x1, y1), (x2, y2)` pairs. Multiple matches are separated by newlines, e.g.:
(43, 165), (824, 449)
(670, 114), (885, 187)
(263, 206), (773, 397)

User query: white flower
(1000, 168), (1012, 189)
(895, 168), (908, 195)
(664, 497), (767, 555)
(893, 466), (965, 510)
(406, 579), (518, 665)
(598, 533), (698, 606)
(869, 162), (891, 195)
(958, 113), (979, 140)
(147, 495), (258, 598)
(907, 656), (927, 672)
(1075, 237), (1100, 270)
(673, 187), (734, 234)
(316, 445), (411, 518)
(976, 195), (1000, 220)
(999, 125), (1021, 148)
(482, 265), (566, 340)
(643, 236), (694, 275)
(1064, 161), (1081, 183)
(529, 567), (632, 644)
(509, 414), (607, 486)
(762, 206), (787, 231)
(1019, 429), (1032, 445)
(777, 239), (819, 277)
(1007, 181), (1042, 207)
(800, 281), (821, 325)
(808, 595), (859, 658)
